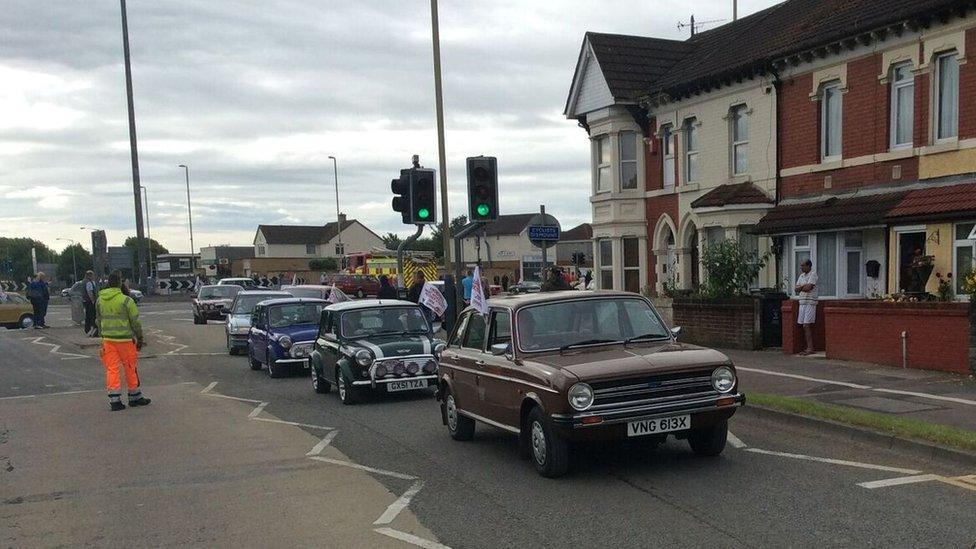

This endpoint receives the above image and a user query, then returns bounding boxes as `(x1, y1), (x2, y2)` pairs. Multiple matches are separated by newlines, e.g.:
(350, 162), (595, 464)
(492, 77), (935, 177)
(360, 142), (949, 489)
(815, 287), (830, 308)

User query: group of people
(24, 272), (50, 329)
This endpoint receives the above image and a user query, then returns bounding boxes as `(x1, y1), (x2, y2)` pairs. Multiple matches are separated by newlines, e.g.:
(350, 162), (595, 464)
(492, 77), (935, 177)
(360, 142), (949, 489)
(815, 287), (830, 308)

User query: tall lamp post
(178, 164), (195, 270)
(327, 156), (343, 270)
(140, 185), (153, 277)
(56, 238), (78, 282)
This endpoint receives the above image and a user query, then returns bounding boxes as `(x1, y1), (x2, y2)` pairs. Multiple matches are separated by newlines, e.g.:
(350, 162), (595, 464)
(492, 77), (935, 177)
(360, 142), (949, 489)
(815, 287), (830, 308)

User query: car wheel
(226, 334), (238, 355)
(335, 367), (359, 405)
(356, 288), (365, 299)
(687, 419), (728, 457)
(312, 366), (330, 394)
(248, 346), (262, 371)
(444, 389), (475, 441)
(193, 313), (205, 325)
(528, 407), (569, 478)
(266, 351), (284, 379)
(18, 314), (34, 329)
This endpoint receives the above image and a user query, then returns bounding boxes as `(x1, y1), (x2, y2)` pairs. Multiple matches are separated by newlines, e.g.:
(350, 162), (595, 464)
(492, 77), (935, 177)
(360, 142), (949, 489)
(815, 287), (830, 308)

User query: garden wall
(648, 297), (673, 329)
(672, 298), (760, 350)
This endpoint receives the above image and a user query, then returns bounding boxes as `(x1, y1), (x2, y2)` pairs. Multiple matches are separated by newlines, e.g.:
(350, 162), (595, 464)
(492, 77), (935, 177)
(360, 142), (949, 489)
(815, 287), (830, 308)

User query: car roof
(325, 299), (418, 312)
(238, 290), (290, 296)
(481, 290), (639, 309)
(257, 297), (329, 307)
(199, 284), (231, 290)
(281, 284), (334, 290)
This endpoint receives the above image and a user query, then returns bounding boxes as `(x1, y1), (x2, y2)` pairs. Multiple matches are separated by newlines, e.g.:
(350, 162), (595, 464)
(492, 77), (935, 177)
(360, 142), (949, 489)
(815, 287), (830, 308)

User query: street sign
(527, 212), (561, 250)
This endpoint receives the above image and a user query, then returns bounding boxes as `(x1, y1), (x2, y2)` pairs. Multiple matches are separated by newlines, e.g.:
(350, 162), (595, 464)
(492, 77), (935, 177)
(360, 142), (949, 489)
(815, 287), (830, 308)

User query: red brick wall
(961, 28), (976, 139)
(823, 301), (970, 374)
(673, 298), (760, 350)
(844, 54), (887, 158)
(779, 73), (820, 169)
(780, 158), (920, 199)
(781, 299), (826, 353)
(646, 116), (663, 191)
(644, 193), (680, 290)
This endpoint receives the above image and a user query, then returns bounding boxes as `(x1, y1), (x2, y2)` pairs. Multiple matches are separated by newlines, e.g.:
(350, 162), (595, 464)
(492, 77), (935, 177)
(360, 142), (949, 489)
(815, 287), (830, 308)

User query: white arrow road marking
(726, 431), (746, 449)
(20, 336), (92, 360)
(247, 401), (269, 418)
(250, 416), (334, 430)
(374, 480), (425, 525)
(745, 448), (921, 474)
(858, 474), (943, 489)
(307, 456), (418, 481)
(374, 528), (452, 549)
(306, 431), (339, 456)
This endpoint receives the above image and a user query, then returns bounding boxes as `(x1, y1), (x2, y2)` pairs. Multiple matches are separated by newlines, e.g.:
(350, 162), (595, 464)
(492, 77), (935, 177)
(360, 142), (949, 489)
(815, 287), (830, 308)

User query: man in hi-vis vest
(96, 271), (150, 411)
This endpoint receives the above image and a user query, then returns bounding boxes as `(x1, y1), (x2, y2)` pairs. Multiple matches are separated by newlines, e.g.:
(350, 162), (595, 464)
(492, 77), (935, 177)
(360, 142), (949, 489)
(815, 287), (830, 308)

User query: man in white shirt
(83, 270), (98, 337)
(794, 259), (818, 355)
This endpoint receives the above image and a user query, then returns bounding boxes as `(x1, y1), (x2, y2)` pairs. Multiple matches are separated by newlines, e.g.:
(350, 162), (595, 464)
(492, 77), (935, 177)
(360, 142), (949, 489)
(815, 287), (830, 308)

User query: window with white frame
(623, 237), (640, 293)
(661, 124), (675, 188)
(936, 52), (959, 141)
(599, 239), (613, 290)
(619, 131), (638, 190)
(789, 232), (865, 298)
(890, 62), (914, 148)
(306, 243), (316, 255)
(793, 235), (811, 287)
(730, 105), (749, 175)
(843, 231), (863, 296)
(335, 243), (344, 256)
(821, 82), (843, 160)
(738, 225), (760, 289)
(595, 136), (611, 192)
(955, 222), (975, 296)
(257, 245), (266, 256)
(179, 258), (191, 269)
(683, 117), (699, 183)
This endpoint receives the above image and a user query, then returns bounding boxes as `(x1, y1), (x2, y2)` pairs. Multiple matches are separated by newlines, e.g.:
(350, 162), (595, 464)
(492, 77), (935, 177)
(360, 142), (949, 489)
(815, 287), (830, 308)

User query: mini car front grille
(372, 356), (437, 378)
(590, 369), (716, 408)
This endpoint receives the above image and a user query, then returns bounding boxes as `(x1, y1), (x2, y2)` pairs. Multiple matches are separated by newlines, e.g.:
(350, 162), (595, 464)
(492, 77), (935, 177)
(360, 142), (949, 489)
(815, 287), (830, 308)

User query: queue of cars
(201, 278), (744, 478)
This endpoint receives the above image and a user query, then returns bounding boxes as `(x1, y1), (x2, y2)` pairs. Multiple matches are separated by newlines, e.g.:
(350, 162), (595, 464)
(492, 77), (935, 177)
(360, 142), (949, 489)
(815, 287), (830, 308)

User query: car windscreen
(231, 294), (287, 314)
(286, 287), (328, 299)
(268, 303), (324, 328)
(516, 298), (668, 352)
(199, 286), (241, 299)
(340, 307), (429, 338)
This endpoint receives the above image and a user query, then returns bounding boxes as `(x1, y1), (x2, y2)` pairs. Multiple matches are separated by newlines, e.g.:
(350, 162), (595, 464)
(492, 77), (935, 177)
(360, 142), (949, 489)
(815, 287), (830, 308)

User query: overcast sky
(0, 0), (779, 254)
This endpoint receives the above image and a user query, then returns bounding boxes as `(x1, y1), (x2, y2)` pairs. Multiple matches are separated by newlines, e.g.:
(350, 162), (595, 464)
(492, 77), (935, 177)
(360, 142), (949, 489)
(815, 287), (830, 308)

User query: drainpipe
(901, 331), (908, 369)
(771, 67), (784, 286)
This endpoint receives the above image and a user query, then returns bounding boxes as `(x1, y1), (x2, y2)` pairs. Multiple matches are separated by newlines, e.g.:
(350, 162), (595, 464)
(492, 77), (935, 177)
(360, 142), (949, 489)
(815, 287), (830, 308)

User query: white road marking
(858, 474), (942, 489)
(200, 381), (218, 394)
(737, 366), (976, 406)
(726, 431), (746, 449)
(19, 336), (92, 360)
(308, 456), (417, 481)
(374, 480), (424, 525)
(306, 431), (339, 456)
(374, 528), (452, 549)
(202, 392), (264, 404)
(250, 416), (333, 430)
(248, 401), (269, 418)
(745, 448), (921, 474)
(0, 388), (102, 401)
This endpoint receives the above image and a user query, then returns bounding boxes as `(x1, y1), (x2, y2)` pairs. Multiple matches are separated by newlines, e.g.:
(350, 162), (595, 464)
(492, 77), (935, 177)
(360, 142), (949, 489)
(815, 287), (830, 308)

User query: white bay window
(890, 62), (914, 149)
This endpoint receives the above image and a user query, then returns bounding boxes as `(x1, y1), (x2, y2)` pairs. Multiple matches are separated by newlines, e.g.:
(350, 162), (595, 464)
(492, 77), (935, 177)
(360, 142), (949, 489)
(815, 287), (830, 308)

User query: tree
(382, 233), (402, 250)
(0, 237), (57, 282)
(309, 258), (339, 271)
(700, 239), (767, 298)
(123, 236), (169, 257)
(56, 243), (93, 283)
(427, 215), (468, 258)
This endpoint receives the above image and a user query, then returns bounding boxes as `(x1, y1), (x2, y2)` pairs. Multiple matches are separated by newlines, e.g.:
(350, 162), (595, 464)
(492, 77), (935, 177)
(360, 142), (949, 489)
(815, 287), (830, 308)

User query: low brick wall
(781, 300), (827, 354)
(672, 298), (759, 350)
(648, 297), (674, 328)
(823, 301), (970, 375)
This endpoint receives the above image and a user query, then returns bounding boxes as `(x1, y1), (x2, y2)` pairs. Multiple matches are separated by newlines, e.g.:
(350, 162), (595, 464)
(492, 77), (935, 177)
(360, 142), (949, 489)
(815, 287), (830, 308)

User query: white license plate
(626, 415), (690, 437)
(387, 379), (428, 392)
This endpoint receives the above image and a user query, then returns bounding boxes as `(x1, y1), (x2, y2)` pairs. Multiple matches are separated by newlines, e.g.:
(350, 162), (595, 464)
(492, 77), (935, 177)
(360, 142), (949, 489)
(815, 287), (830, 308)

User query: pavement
(2, 302), (975, 548)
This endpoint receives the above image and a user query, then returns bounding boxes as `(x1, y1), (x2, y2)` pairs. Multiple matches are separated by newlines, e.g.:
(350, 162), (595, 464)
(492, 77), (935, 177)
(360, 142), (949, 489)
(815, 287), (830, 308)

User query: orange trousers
(101, 340), (140, 395)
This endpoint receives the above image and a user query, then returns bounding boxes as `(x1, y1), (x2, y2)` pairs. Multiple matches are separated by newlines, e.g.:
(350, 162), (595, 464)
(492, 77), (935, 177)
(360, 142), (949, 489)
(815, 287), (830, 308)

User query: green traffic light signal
(476, 204), (490, 217)
(417, 208), (430, 219)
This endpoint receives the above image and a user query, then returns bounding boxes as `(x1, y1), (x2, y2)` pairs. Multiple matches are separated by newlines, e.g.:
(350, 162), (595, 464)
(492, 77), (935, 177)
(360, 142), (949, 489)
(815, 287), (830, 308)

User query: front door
(898, 231), (927, 292)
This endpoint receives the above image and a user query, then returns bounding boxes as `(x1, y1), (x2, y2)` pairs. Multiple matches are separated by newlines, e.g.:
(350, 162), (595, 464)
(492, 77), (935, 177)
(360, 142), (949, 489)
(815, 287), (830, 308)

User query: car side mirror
(431, 321), (442, 333)
(490, 343), (511, 356)
(670, 326), (682, 340)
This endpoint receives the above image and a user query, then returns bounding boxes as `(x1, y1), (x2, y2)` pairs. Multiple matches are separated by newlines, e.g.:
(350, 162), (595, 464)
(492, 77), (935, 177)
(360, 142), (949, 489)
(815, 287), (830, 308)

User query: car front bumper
(550, 392), (745, 435)
(352, 374), (438, 388)
(227, 333), (249, 348)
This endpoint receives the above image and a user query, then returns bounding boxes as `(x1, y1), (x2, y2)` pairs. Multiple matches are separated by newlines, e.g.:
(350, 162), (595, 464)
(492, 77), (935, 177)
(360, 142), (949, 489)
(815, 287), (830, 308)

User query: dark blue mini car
(247, 298), (327, 378)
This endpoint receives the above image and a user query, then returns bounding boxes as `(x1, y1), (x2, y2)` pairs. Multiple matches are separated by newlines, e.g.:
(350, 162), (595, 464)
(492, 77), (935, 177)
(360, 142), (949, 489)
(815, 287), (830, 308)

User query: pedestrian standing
(26, 272), (50, 329)
(83, 270), (98, 336)
(584, 270), (593, 289)
(461, 269), (473, 304)
(96, 271), (150, 411)
(501, 274), (509, 291)
(377, 274), (397, 299)
(794, 259), (819, 355)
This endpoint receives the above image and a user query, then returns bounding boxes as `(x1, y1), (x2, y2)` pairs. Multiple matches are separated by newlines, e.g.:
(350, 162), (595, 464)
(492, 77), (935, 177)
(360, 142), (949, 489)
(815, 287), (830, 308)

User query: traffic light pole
(429, 0), (452, 274)
(396, 224), (425, 288)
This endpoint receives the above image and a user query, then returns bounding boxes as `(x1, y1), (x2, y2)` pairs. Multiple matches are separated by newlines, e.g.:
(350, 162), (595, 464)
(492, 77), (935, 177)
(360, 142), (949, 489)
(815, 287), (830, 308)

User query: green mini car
(309, 299), (446, 404)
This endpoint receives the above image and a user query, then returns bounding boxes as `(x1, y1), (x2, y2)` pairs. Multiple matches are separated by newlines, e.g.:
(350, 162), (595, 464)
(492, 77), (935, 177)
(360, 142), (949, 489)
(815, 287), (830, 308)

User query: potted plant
(906, 251), (935, 294)
(935, 272), (954, 302)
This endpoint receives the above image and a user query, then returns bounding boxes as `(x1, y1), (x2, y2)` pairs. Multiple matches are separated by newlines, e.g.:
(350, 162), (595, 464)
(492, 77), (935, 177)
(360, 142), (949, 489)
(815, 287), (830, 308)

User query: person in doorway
(96, 271), (149, 411)
(794, 259), (819, 355)
(83, 270), (98, 336)
(460, 269), (473, 304)
(26, 272), (50, 329)
(377, 274), (397, 300)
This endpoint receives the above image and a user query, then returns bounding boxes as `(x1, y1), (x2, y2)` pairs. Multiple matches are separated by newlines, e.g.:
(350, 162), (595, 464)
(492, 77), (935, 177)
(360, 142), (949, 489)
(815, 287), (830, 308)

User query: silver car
(225, 290), (291, 355)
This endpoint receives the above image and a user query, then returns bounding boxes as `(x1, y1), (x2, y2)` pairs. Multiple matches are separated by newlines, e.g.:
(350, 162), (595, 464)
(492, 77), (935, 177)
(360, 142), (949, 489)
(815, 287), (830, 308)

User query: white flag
(419, 282), (448, 317)
(470, 266), (489, 316)
(327, 287), (350, 303)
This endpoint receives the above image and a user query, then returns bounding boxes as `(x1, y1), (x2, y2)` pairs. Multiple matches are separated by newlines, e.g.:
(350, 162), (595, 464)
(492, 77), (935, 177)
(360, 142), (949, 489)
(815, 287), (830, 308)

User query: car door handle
(474, 360), (486, 366)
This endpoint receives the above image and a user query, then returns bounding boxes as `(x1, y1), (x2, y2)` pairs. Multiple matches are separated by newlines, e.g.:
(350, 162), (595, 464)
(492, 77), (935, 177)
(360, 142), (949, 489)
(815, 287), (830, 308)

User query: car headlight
(711, 366), (736, 393)
(568, 383), (594, 411)
(355, 349), (373, 367)
(278, 335), (293, 349)
(433, 342), (447, 358)
(374, 364), (388, 377)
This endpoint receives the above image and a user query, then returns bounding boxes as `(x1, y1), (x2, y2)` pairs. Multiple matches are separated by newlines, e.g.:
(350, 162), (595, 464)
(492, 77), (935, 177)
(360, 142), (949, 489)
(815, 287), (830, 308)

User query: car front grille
(589, 369), (716, 410)
(372, 356), (438, 378)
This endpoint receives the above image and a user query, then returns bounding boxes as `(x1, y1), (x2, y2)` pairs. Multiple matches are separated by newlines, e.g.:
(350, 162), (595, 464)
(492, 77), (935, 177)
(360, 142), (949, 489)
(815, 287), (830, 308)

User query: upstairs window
(730, 105), (749, 175)
(661, 124), (675, 188)
(820, 82), (843, 160)
(257, 245), (266, 256)
(306, 243), (316, 255)
(936, 52), (959, 140)
(595, 136), (611, 192)
(683, 117), (699, 183)
(619, 131), (638, 190)
(890, 63), (914, 148)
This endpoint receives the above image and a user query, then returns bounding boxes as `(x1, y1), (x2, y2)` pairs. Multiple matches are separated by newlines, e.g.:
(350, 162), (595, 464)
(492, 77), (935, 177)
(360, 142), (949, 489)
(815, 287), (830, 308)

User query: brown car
(436, 290), (744, 477)
(192, 284), (243, 324)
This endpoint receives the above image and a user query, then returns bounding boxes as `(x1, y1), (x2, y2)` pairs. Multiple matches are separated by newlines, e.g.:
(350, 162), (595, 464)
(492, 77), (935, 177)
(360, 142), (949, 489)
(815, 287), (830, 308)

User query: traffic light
(410, 168), (437, 225)
(391, 168), (412, 224)
(466, 156), (498, 222)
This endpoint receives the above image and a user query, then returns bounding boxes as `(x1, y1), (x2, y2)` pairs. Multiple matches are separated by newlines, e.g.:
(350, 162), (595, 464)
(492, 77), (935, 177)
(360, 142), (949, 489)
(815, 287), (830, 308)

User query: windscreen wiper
(559, 338), (618, 351)
(624, 333), (669, 345)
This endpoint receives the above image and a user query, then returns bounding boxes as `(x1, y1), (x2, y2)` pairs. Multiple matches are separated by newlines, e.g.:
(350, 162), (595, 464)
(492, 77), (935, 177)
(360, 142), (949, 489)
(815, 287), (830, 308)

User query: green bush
(700, 239), (767, 298)
(309, 258), (338, 271)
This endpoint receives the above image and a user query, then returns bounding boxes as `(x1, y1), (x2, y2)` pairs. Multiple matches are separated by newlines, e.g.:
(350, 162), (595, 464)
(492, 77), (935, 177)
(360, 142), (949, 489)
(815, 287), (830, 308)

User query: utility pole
(140, 185), (153, 277)
(429, 0), (451, 274)
(328, 156), (343, 270)
(120, 0), (148, 287)
(179, 164), (195, 270)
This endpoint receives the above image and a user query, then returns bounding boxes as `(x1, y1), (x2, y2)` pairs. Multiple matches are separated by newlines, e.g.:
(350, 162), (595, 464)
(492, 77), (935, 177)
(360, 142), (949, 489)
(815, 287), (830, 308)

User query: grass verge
(749, 392), (976, 454)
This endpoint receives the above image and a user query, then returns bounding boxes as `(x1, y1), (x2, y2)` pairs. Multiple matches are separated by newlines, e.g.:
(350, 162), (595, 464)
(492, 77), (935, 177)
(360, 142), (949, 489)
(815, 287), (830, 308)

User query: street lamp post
(57, 238), (77, 282)
(140, 185), (153, 277)
(327, 156), (343, 270)
(178, 164), (195, 270)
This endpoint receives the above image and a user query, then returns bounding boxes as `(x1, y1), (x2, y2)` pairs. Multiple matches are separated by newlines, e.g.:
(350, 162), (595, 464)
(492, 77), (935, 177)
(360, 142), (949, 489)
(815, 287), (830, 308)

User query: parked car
(330, 274), (380, 298)
(0, 292), (35, 329)
(247, 298), (327, 377)
(218, 277), (257, 289)
(309, 299), (445, 404)
(224, 290), (292, 354)
(507, 281), (541, 295)
(192, 284), (243, 324)
(127, 288), (143, 303)
(281, 284), (335, 300)
(437, 290), (744, 478)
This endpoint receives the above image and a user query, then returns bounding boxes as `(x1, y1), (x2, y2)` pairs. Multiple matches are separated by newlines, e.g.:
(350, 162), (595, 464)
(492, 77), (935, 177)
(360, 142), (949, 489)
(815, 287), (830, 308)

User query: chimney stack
(338, 213), (347, 226)
(733, 0), (738, 21)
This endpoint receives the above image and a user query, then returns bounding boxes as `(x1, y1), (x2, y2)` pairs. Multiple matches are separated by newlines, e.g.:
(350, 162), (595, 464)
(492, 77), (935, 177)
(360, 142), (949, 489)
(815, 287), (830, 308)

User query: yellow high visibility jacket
(96, 287), (144, 342)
